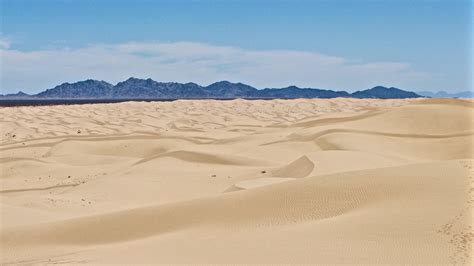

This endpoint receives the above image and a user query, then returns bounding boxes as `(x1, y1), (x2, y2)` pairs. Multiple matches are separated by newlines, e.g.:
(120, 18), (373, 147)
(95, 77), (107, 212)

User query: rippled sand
(1, 98), (473, 264)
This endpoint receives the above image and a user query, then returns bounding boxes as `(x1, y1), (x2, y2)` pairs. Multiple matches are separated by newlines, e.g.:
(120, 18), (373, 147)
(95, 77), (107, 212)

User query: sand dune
(0, 98), (472, 264)
(272, 155), (314, 178)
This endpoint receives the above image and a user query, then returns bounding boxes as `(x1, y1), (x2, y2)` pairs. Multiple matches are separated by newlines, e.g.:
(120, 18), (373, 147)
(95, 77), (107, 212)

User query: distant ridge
(1, 78), (424, 99)
(36, 79), (114, 99)
(417, 90), (473, 98)
(352, 86), (420, 99)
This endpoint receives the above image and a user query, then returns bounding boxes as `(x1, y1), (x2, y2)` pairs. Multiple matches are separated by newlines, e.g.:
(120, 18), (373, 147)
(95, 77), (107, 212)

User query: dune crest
(272, 155), (315, 178)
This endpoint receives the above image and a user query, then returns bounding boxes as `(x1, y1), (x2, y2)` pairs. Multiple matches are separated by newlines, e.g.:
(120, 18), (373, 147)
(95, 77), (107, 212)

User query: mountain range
(0, 78), (427, 99)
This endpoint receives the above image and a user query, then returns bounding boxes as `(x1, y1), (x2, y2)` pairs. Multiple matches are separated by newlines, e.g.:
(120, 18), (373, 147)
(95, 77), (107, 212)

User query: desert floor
(0, 98), (473, 264)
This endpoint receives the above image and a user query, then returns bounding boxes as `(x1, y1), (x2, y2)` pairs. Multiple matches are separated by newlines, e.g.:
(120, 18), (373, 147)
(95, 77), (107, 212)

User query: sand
(0, 98), (472, 264)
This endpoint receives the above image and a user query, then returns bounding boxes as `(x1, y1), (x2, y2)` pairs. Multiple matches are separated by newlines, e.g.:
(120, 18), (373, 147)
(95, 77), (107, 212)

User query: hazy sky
(0, 0), (472, 93)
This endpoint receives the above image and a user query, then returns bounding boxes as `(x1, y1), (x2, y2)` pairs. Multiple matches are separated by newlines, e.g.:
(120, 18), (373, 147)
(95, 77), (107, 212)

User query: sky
(0, 0), (472, 94)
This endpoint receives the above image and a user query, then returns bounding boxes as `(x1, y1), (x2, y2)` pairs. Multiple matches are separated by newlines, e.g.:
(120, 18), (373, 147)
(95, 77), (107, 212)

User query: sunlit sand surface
(1, 98), (473, 264)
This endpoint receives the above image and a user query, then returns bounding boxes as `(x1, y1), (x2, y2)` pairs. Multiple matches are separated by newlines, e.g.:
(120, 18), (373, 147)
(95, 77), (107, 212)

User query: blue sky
(0, 0), (472, 93)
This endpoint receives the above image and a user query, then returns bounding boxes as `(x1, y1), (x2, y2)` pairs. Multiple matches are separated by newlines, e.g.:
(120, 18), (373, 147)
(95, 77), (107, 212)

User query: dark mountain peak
(361, 86), (394, 92)
(207, 80), (255, 88)
(370, 86), (401, 91)
(35, 79), (113, 98)
(52, 79), (111, 90)
(62, 79), (109, 85)
(352, 86), (422, 99)
(265, 85), (305, 90)
(258, 85), (349, 99)
(15, 91), (29, 96)
(48, 79), (113, 92)
(366, 86), (411, 92)
(120, 77), (153, 84)
(124, 77), (141, 82)
(113, 77), (163, 98)
(207, 80), (235, 87)
(371, 85), (389, 90)
(283, 85), (300, 90)
(205, 80), (257, 97)
(0, 91), (31, 98)
(115, 77), (160, 90)
(214, 80), (232, 85)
